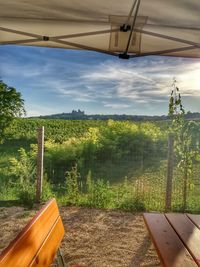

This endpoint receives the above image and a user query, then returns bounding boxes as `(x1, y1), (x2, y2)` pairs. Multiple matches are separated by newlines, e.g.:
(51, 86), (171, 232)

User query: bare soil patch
(0, 206), (161, 267)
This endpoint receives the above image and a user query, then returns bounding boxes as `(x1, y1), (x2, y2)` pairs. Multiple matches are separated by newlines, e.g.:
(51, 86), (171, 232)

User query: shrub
(17, 183), (35, 208)
(9, 147), (36, 184)
(65, 164), (81, 204)
(42, 174), (55, 201)
(86, 176), (113, 208)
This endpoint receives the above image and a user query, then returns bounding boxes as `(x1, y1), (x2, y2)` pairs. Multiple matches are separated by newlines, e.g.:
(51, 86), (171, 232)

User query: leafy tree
(0, 80), (25, 141)
(169, 79), (200, 210)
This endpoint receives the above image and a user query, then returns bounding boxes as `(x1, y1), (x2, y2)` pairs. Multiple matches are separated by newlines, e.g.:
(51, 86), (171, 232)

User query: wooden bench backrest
(0, 198), (64, 267)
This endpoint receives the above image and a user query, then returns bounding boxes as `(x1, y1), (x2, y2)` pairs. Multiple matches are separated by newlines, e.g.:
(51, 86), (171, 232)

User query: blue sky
(0, 45), (200, 116)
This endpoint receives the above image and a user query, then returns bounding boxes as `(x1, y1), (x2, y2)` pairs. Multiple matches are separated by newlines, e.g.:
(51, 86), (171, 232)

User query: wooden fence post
(36, 126), (44, 202)
(165, 133), (174, 212)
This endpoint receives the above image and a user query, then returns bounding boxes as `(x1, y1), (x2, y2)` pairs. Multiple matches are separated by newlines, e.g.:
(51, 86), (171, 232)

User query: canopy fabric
(0, 0), (200, 59)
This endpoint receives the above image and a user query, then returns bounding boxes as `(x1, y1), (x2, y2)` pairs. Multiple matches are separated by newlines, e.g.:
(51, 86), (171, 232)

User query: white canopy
(0, 0), (200, 59)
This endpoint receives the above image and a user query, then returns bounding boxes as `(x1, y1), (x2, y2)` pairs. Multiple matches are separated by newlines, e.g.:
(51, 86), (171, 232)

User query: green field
(0, 118), (200, 212)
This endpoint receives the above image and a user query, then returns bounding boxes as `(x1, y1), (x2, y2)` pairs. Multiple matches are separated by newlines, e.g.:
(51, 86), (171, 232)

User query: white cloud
(1, 46), (200, 115)
(103, 103), (131, 109)
(79, 59), (200, 104)
(25, 104), (60, 117)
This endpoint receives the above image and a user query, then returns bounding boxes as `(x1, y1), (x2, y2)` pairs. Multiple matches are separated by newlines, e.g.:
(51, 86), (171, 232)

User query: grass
(1, 158), (200, 213)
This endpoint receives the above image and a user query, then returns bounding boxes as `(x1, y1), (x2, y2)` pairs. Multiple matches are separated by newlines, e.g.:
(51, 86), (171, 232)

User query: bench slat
(187, 214), (200, 229)
(143, 213), (197, 267)
(30, 217), (64, 267)
(0, 198), (64, 267)
(166, 213), (200, 266)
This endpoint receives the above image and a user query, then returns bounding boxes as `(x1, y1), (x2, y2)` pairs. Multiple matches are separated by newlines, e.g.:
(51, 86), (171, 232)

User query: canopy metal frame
(0, 0), (199, 59)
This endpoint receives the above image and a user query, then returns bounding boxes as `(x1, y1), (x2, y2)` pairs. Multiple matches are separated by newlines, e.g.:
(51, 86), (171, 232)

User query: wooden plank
(187, 214), (200, 229)
(30, 217), (64, 267)
(166, 213), (200, 266)
(0, 199), (60, 267)
(143, 213), (197, 267)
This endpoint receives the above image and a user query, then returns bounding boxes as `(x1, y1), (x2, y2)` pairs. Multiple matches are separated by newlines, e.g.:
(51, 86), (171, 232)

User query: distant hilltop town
(35, 110), (200, 122)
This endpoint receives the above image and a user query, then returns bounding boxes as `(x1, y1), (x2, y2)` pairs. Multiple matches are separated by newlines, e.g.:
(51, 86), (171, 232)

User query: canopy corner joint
(120, 24), (131, 32)
(118, 52), (130, 59)
(43, 36), (49, 41)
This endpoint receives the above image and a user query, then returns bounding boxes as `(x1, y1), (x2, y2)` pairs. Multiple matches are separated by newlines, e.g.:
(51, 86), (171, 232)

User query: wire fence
(1, 121), (200, 213)
(43, 132), (200, 212)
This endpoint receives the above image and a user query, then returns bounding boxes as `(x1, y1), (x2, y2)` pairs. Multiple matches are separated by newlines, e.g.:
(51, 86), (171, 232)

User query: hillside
(34, 110), (200, 122)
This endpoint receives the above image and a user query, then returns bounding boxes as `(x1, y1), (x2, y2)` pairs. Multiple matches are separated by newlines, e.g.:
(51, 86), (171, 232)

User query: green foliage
(9, 147), (36, 184)
(42, 174), (55, 201)
(0, 81), (25, 141)
(1, 114), (200, 212)
(56, 165), (146, 211)
(44, 139), (83, 183)
(97, 120), (165, 160)
(4, 146), (54, 206)
(168, 79), (185, 118)
(86, 178), (113, 208)
(4, 118), (105, 141)
(118, 197), (146, 212)
(169, 80), (200, 210)
(17, 184), (35, 208)
(42, 120), (166, 183)
(53, 165), (146, 211)
(115, 178), (146, 211)
(7, 147), (36, 207)
(65, 164), (80, 204)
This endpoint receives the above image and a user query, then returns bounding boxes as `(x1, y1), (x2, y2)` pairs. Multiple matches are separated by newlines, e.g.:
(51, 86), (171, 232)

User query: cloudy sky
(0, 45), (200, 117)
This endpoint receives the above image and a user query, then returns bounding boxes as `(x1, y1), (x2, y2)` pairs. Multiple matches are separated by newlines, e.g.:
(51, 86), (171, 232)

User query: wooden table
(143, 213), (200, 267)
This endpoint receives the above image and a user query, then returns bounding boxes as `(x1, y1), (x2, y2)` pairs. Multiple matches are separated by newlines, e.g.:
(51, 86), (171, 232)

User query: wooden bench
(0, 198), (65, 267)
(143, 213), (200, 267)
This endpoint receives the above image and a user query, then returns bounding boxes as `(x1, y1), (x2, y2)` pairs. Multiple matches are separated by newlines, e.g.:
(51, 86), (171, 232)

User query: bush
(43, 121), (166, 183)
(42, 174), (55, 201)
(9, 147), (36, 184)
(119, 197), (146, 212)
(17, 184), (35, 208)
(86, 178), (113, 208)
(65, 164), (81, 204)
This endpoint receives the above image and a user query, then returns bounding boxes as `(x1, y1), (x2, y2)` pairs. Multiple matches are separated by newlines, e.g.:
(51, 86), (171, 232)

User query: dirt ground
(0, 206), (161, 267)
